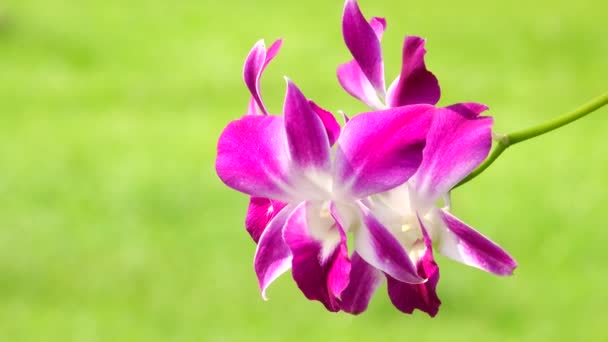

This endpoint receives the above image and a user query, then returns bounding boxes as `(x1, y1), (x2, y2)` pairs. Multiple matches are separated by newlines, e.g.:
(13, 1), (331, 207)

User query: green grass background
(1, 0), (607, 340)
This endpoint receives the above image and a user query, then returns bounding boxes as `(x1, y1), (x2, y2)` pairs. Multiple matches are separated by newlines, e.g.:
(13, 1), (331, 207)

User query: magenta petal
(337, 15), (387, 109)
(337, 60), (385, 110)
(369, 17), (386, 40)
(243, 40), (269, 115)
(413, 106), (493, 205)
(387, 219), (440, 317)
(439, 210), (517, 276)
(245, 197), (286, 243)
(340, 252), (384, 315)
(335, 104), (434, 198)
(283, 202), (351, 312)
(446, 102), (489, 119)
(264, 39), (283, 69)
(387, 269), (440, 317)
(309, 101), (341, 146)
(216, 115), (292, 201)
(386, 36), (440, 107)
(247, 97), (260, 115)
(342, 0), (385, 96)
(243, 39), (284, 115)
(355, 203), (424, 284)
(254, 204), (295, 299)
(283, 80), (331, 172)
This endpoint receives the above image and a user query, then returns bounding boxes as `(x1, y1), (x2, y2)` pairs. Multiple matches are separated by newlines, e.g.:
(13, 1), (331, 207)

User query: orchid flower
(217, 64), (445, 310)
(242, 39), (344, 244)
(340, 103), (517, 316)
(216, 0), (520, 317)
(332, 0), (516, 317)
(338, 0), (440, 110)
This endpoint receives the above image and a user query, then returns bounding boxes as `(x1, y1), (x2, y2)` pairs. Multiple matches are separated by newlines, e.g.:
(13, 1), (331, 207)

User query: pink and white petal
(263, 39), (283, 69)
(337, 60), (385, 110)
(340, 252), (384, 315)
(254, 204), (296, 300)
(243, 39), (283, 115)
(283, 80), (331, 172)
(369, 17), (386, 40)
(387, 219), (440, 317)
(243, 40), (269, 115)
(386, 36), (440, 107)
(309, 101), (341, 146)
(283, 202), (351, 312)
(245, 197), (287, 243)
(335, 104), (435, 198)
(246, 97), (261, 115)
(336, 16), (386, 109)
(413, 106), (493, 206)
(354, 203), (424, 284)
(216, 115), (293, 201)
(438, 210), (517, 276)
(446, 102), (489, 119)
(342, 0), (385, 95)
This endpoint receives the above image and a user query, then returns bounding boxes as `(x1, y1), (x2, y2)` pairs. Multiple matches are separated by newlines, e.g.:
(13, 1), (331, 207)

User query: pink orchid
(340, 103), (516, 317)
(335, 0), (516, 316)
(338, 0), (440, 110)
(217, 70), (437, 310)
(215, 0), (517, 316)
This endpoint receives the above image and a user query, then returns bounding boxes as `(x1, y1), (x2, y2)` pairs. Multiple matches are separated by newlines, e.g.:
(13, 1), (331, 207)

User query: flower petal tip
(447, 102), (490, 118)
(338, 110), (350, 123)
(342, 0), (386, 96)
(501, 260), (518, 276)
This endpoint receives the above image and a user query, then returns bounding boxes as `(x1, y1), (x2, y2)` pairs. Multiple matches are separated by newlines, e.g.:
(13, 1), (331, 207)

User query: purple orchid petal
(387, 218), (441, 317)
(438, 210), (517, 276)
(283, 202), (351, 312)
(340, 252), (384, 315)
(254, 204), (295, 300)
(284, 79), (332, 172)
(446, 102), (489, 119)
(337, 60), (385, 110)
(264, 39), (283, 68)
(386, 269), (440, 317)
(244, 39), (284, 115)
(342, 0), (385, 96)
(413, 106), (493, 206)
(336, 15), (387, 109)
(216, 115), (293, 201)
(243, 40), (269, 115)
(369, 17), (386, 40)
(247, 97), (261, 115)
(386, 36), (440, 107)
(355, 203), (424, 284)
(309, 101), (341, 146)
(245, 197), (286, 243)
(335, 104), (435, 198)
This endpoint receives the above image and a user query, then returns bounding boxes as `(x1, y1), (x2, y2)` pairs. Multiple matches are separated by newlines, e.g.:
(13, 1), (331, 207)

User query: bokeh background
(1, 0), (607, 340)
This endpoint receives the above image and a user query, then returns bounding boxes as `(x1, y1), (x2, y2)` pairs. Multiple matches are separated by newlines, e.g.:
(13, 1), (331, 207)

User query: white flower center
(367, 183), (443, 263)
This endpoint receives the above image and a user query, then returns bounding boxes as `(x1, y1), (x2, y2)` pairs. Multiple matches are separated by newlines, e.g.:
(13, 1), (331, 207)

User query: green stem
(456, 91), (608, 188)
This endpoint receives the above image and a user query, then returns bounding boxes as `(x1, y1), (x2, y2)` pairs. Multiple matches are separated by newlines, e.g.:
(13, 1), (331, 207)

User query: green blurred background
(1, 0), (607, 340)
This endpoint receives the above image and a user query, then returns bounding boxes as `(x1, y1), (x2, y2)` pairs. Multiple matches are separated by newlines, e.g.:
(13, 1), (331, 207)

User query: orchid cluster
(215, 0), (518, 316)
